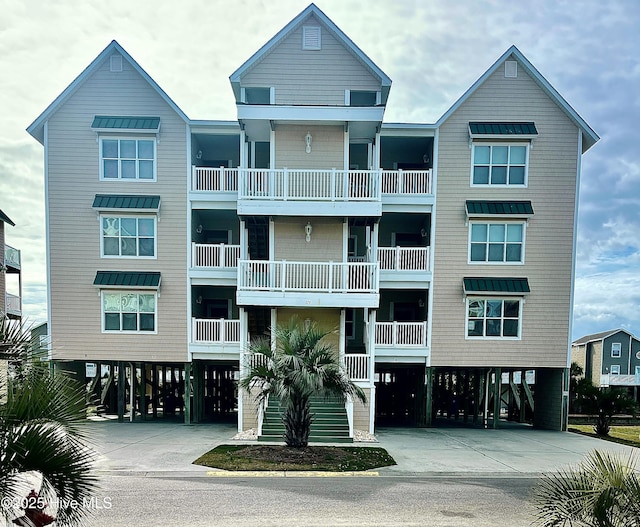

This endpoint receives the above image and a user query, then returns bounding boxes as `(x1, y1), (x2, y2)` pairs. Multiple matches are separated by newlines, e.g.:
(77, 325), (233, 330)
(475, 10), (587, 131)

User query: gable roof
(437, 45), (599, 152)
(27, 40), (188, 145)
(229, 3), (391, 100)
(0, 208), (15, 226)
(572, 328), (637, 346)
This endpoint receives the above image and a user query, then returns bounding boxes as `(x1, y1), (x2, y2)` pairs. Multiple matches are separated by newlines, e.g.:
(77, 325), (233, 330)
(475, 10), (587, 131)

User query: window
(349, 91), (378, 107)
(467, 298), (521, 339)
(472, 144), (527, 186)
(611, 342), (622, 358)
(610, 365), (620, 375)
(469, 222), (524, 263)
(101, 138), (155, 180)
(102, 292), (156, 333)
(244, 87), (271, 105)
(345, 309), (355, 339)
(101, 216), (156, 257)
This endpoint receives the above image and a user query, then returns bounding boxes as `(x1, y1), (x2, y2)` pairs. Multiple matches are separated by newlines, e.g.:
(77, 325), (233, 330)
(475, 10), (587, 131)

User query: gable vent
(110, 55), (123, 72)
(505, 60), (517, 78)
(303, 26), (321, 50)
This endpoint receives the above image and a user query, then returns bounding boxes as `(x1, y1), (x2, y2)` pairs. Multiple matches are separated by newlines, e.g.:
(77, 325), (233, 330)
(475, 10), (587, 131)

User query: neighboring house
(27, 4), (598, 433)
(572, 329), (640, 394)
(1, 207), (22, 396)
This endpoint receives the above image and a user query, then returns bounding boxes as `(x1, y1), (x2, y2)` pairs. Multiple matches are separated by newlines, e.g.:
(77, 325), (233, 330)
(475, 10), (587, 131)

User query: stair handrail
(257, 393), (269, 437)
(345, 394), (354, 438)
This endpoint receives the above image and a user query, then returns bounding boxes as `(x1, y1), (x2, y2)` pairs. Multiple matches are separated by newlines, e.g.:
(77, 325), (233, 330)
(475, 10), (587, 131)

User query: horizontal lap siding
(243, 15), (380, 105)
(47, 54), (187, 363)
(432, 62), (579, 368)
(275, 125), (344, 169)
(274, 218), (343, 262)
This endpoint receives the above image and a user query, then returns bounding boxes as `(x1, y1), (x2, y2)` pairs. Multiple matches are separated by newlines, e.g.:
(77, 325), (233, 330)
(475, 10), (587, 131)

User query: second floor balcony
(237, 260), (379, 308)
(191, 166), (433, 215)
(4, 244), (20, 271)
(5, 293), (21, 318)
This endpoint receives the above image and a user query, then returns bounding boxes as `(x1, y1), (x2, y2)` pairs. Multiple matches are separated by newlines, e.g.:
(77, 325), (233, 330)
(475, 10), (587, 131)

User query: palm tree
(577, 383), (637, 436)
(0, 314), (98, 527)
(533, 449), (640, 527)
(240, 317), (366, 448)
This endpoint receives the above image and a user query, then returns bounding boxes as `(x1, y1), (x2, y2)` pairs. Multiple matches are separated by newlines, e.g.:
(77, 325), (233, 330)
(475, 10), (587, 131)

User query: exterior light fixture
(305, 222), (313, 242)
(305, 131), (312, 153)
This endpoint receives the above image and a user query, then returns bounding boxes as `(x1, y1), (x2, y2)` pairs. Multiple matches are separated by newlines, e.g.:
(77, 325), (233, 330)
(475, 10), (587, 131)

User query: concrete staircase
(258, 396), (352, 443)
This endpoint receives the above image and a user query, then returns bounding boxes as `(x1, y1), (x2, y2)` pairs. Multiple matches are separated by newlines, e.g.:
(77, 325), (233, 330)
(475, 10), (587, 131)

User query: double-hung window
(463, 277), (529, 340)
(101, 138), (156, 180)
(611, 342), (622, 358)
(467, 298), (521, 339)
(610, 365), (621, 375)
(469, 222), (524, 263)
(102, 292), (156, 333)
(472, 144), (528, 186)
(101, 216), (156, 257)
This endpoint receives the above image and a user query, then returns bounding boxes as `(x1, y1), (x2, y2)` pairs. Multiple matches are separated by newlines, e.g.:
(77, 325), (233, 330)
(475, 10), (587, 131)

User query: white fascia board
(237, 104), (384, 123)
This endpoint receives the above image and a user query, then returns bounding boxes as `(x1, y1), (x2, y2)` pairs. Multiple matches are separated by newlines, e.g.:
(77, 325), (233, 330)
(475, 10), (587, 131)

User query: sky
(0, 0), (638, 341)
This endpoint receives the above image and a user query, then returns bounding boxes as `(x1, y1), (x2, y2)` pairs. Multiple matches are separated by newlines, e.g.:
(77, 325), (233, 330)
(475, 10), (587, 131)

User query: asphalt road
(86, 475), (538, 526)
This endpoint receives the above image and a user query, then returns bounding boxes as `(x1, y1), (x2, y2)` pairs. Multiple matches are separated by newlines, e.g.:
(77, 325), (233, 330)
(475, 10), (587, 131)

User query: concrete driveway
(88, 419), (639, 477)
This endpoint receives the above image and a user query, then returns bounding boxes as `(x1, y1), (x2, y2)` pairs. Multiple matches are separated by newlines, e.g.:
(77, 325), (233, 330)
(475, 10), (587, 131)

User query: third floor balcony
(191, 166), (433, 215)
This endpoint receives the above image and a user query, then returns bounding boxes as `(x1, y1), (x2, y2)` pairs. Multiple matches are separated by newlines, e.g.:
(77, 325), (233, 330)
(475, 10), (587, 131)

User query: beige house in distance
(27, 4), (598, 435)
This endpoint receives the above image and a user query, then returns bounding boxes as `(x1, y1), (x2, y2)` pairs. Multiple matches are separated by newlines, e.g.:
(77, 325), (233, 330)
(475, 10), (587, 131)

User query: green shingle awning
(93, 194), (161, 211)
(466, 200), (534, 217)
(469, 122), (538, 135)
(93, 271), (161, 289)
(91, 116), (160, 131)
(464, 277), (530, 295)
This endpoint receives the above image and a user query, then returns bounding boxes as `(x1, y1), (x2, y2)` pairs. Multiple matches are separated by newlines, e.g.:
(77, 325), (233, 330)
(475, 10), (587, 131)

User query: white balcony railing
(192, 166), (239, 192)
(343, 354), (370, 382)
(4, 245), (20, 269)
(378, 247), (430, 271)
(192, 318), (240, 344)
(5, 293), (21, 316)
(239, 169), (381, 202)
(238, 260), (378, 293)
(192, 243), (240, 268)
(600, 374), (639, 386)
(192, 166), (433, 198)
(381, 169), (432, 195)
(375, 321), (427, 347)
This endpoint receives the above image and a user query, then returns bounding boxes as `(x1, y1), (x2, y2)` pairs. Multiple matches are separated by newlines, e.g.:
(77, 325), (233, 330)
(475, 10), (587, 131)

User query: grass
(569, 425), (640, 448)
(193, 444), (396, 472)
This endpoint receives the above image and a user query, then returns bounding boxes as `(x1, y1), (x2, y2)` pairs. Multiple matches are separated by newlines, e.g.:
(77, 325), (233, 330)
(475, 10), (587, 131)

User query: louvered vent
(303, 26), (321, 50)
(110, 55), (123, 72)
(505, 60), (517, 78)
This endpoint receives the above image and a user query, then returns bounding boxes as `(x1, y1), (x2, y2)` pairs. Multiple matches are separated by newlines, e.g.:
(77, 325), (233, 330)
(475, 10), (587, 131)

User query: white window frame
(470, 143), (529, 187)
(302, 26), (321, 50)
(101, 291), (157, 334)
(610, 364), (621, 375)
(468, 221), (526, 264)
(465, 297), (522, 340)
(100, 214), (157, 259)
(100, 136), (157, 181)
(611, 342), (622, 358)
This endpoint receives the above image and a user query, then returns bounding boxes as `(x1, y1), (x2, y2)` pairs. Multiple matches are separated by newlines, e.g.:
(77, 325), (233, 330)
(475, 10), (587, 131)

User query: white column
(237, 307), (247, 432)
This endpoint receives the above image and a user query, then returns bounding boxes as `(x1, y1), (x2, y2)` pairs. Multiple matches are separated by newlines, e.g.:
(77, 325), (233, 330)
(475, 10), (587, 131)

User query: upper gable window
(303, 26), (321, 50)
(244, 87), (271, 105)
(349, 91), (378, 107)
(471, 144), (528, 186)
(101, 138), (156, 181)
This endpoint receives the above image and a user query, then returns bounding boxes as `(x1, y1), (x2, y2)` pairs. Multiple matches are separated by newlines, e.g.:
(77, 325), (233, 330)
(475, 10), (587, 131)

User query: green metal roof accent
(93, 271), (161, 288)
(464, 277), (530, 294)
(92, 194), (160, 210)
(466, 200), (534, 216)
(91, 116), (160, 130)
(469, 122), (538, 135)
(0, 208), (15, 226)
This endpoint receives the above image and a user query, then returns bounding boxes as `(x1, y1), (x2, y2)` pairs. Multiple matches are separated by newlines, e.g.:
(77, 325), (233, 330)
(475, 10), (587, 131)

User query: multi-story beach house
(27, 4), (598, 435)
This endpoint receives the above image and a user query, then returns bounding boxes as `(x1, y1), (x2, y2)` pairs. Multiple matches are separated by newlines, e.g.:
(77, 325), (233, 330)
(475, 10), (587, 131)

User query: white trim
(44, 121), (52, 360)
(99, 214), (157, 259)
(99, 136), (157, 181)
(611, 342), (622, 358)
(567, 129), (581, 368)
(436, 45), (599, 151)
(467, 220), (526, 265)
(186, 124), (193, 360)
(465, 297), (523, 341)
(302, 25), (322, 50)
(610, 365), (621, 375)
(236, 104), (384, 123)
(470, 142), (529, 187)
(100, 290), (158, 334)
